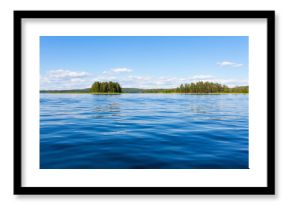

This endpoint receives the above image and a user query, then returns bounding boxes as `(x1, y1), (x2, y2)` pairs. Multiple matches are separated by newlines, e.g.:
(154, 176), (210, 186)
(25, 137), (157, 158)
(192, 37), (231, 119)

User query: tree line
(41, 81), (248, 94)
(90, 81), (122, 93)
(175, 81), (248, 93)
(136, 81), (248, 93)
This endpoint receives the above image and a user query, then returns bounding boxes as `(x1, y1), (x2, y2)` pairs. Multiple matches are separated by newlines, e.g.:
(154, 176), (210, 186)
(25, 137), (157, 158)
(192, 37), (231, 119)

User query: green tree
(90, 81), (122, 93)
(175, 81), (247, 94)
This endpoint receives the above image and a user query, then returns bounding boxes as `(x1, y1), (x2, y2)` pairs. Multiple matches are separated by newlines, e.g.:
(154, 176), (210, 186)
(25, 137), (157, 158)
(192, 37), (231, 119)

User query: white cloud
(118, 75), (248, 88)
(40, 68), (247, 90)
(93, 75), (117, 81)
(209, 78), (248, 88)
(117, 74), (246, 89)
(187, 75), (214, 81)
(40, 69), (92, 90)
(46, 69), (89, 79)
(103, 67), (132, 74)
(217, 61), (243, 67)
(112, 67), (132, 73)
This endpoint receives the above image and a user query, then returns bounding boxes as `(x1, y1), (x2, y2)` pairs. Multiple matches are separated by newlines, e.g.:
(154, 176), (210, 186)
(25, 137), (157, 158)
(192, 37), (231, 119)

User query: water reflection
(94, 102), (121, 118)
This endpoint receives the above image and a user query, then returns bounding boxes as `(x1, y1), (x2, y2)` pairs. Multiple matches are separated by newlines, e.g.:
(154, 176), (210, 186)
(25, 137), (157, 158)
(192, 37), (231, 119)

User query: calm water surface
(40, 94), (248, 169)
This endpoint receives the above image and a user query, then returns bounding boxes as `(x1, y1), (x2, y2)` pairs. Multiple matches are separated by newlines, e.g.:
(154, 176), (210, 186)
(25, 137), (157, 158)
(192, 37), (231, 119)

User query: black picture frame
(14, 10), (275, 195)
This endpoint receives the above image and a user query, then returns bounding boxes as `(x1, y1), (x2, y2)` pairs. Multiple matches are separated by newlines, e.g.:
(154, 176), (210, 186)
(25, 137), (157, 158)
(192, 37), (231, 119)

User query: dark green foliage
(90, 81), (122, 93)
(122, 82), (248, 93)
(176, 81), (227, 93)
(119, 82), (248, 94)
(121, 82), (248, 94)
(175, 81), (248, 93)
(229, 86), (249, 93)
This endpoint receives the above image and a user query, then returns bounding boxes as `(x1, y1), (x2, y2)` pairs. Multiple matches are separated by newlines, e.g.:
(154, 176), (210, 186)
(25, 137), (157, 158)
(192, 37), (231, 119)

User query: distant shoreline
(40, 92), (248, 95)
(41, 82), (249, 94)
(41, 82), (248, 94)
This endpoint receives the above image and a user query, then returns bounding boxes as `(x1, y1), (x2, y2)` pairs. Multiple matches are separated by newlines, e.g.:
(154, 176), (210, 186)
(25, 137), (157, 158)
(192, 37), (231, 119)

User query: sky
(40, 36), (248, 90)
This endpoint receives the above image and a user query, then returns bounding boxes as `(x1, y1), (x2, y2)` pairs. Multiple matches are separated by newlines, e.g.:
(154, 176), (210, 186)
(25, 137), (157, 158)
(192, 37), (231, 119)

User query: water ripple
(40, 94), (248, 169)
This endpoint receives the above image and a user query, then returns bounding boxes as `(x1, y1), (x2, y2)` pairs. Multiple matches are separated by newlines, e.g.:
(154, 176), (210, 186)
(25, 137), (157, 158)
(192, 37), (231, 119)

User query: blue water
(40, 94), (248, 169)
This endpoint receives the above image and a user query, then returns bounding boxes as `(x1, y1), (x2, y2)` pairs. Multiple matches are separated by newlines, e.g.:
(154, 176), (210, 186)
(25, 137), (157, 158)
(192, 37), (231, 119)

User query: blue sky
(40, 36), (248, 90)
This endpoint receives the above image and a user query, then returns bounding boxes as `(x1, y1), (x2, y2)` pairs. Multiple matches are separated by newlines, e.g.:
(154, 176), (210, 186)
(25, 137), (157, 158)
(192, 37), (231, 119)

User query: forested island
(90, 81), (122, 93)
(40, 81), (248, 94)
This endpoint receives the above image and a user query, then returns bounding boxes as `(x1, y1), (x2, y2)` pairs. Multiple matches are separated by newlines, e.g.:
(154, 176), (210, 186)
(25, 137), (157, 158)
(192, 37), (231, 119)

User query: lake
(40, 93), (248, 169)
